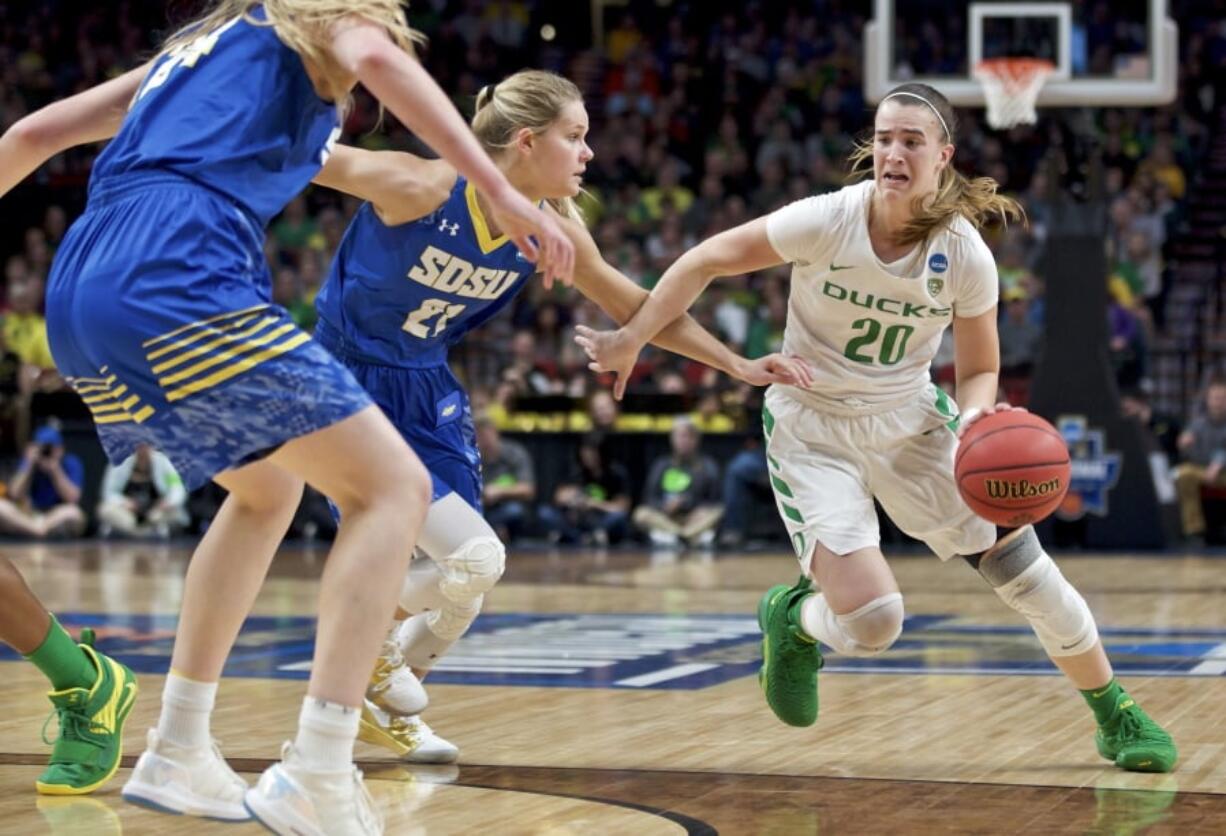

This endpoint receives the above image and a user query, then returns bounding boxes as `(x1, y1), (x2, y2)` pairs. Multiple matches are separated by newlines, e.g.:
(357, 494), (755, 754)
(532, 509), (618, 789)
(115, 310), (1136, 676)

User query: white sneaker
(357, 701), (459, 764)
(649, 530), (681, 549)
(121, 729), (249, 821)
(245, 743), (382, 836)
(367, 637), (428, 716)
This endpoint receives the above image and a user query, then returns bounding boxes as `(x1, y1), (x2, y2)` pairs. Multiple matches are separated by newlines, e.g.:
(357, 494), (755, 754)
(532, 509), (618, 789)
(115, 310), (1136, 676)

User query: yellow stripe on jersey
(146, 310), (266, 361)
(141, 304), (269, 350)
(155, 322), (299, 387)
(150, 315), (280, 374)
(88, 395), (142, 414)
(72, 376), (119, 395)
(164, 332), (311, 402)
(93, 405), (155, 425)
(71, 372), (155, 425)
(465, 182), (510, 254)
(80, 384), (130, 404)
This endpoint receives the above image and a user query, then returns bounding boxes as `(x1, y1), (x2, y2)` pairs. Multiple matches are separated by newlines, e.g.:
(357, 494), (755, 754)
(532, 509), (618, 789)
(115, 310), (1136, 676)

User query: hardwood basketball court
(2, 541), (1224, 833)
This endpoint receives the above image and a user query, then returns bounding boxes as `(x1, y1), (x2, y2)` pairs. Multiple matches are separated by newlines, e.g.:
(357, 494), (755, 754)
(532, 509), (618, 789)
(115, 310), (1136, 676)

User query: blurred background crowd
(1, 0), (1224, 547)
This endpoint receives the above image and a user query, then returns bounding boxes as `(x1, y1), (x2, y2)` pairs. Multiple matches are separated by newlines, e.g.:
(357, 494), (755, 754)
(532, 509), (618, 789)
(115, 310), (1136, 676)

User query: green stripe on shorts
(770, 473), (794, 498)
(766, 453), (781, 471)
(782, 503), (804, 523)
(762, 404), (775, 438)
(933, 387), (959, 432)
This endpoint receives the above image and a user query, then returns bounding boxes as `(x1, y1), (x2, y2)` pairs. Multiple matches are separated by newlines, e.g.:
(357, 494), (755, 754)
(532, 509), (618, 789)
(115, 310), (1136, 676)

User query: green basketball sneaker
(36, 629), (138, 795)
(1095, 691), (1177, 773)
(757, 575), (823, 727)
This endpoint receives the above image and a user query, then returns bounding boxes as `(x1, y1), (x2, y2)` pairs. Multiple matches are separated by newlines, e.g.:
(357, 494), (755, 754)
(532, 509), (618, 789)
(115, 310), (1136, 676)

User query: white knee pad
(835, 593), (905, 657)
(424, 595), (482, 643)
(394, 594), (484, 671)
(802, 592), (904, 657)
(980, 527), (1098, 657)
(399, 555), (448, 615)
(437, 536), (505, 605)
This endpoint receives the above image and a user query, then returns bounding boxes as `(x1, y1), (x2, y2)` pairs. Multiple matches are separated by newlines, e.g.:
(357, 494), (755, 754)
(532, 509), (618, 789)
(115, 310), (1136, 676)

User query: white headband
(881, 91), (950, 140)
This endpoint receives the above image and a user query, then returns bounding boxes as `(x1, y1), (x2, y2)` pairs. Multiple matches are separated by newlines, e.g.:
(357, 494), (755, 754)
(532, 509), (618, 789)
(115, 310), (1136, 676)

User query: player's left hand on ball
(956, 401), (1025, 438)
(739, 353), (815, 389)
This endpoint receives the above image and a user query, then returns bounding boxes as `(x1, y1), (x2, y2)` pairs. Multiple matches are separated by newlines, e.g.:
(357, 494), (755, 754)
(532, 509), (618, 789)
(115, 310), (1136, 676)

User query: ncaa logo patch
(928, 253), (948, 273)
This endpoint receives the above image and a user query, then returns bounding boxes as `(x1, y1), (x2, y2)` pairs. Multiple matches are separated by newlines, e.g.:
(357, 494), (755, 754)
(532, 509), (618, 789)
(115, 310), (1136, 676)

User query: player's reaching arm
(0, 62), (151, 199)
(575, 216), (790, 399)
(563, 214), (811, 394)
(327, 18), (573, 287)
(313, 145), (455, 226)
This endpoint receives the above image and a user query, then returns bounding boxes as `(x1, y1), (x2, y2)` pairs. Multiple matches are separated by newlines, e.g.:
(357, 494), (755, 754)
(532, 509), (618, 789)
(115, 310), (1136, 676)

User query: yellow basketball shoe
(36, 630), (138, 795)
(366, 637), (427, 716)
(358, 701), (459, 764)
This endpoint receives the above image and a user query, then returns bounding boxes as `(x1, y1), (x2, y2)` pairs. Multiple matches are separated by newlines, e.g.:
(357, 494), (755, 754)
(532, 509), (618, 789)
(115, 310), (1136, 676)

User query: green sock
(1081, 679), (1124, 725)
(23, 616), (97, 692)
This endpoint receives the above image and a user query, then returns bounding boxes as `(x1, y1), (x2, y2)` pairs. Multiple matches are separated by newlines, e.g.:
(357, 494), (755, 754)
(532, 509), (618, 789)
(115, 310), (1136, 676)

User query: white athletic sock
(293, 697), (359, 773)
(799, 593), (847, 652)
(157, 672), (217, 748)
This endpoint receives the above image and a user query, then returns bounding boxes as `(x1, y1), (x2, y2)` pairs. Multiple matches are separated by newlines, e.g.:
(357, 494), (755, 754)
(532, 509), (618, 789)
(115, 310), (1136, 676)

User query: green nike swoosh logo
(829, 263), (854, 271)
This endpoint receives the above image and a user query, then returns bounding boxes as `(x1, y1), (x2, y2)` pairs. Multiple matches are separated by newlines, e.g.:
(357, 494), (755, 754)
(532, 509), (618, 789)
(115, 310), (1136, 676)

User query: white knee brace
(978, 526), (1098, 657)
(437, 536), (505, 605)
(835, 593), (905, 656)
(802, 592), (905, 657)
(426, 594), (483, 642)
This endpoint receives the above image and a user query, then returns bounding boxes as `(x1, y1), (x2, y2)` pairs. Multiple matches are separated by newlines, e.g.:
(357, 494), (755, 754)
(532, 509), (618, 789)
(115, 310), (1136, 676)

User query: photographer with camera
(0, 422), (85, 538)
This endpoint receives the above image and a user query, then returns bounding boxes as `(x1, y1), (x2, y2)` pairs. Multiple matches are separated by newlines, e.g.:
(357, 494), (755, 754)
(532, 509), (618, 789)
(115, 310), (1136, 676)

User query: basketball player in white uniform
(576, 82), (1176, 773)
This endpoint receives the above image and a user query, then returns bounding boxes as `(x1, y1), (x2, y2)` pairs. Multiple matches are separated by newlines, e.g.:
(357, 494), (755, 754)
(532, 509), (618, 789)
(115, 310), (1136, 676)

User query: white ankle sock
(293, 697), (359, 773)
(799, 593), (842, 648)
(157, 672), (217, 748)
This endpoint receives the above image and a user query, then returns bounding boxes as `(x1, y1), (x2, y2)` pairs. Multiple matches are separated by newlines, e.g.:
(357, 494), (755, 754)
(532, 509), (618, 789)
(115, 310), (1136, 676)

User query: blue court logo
(928, 253), (948, 273)
(6, 612), (1225, 689)
(1055, 415), (1122, 519)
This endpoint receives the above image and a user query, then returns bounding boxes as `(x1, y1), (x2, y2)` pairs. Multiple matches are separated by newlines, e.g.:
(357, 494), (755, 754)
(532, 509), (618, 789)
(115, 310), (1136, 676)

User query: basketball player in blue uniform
(310, 69), (813, 762)
(0, 4), (573, 835)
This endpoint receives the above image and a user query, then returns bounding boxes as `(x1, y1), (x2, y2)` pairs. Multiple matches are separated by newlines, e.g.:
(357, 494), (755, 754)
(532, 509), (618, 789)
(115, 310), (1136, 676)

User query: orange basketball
(954, 411), (1071, 528)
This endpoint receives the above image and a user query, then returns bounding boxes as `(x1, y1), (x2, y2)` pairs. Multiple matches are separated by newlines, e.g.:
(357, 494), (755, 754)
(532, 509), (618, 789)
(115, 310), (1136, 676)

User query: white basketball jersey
(765, 180), (998, 413)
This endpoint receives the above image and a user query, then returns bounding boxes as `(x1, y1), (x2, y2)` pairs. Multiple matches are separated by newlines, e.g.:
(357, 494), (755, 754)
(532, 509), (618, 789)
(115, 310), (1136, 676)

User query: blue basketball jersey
(314, 176), (533, 368)
(92, 6), (340, 226)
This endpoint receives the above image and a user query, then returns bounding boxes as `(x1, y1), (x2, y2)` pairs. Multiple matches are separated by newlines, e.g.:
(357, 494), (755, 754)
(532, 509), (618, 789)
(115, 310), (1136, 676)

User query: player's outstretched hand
(956, 401), (1025, 438)
(736, 353), (815, 389)
(485, 188), (574, 289)
(574, 325), (642, 401)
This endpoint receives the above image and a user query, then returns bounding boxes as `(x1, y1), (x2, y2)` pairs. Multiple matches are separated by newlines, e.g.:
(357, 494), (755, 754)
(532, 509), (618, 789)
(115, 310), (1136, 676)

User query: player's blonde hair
(472, 70), (585, 223)
(849, 82), (1024, 246)
(160, 0), (424, 105)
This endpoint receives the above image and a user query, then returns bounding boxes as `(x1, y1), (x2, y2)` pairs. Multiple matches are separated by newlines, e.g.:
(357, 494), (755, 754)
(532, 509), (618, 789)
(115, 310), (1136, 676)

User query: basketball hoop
(973, 58), (1055, 129)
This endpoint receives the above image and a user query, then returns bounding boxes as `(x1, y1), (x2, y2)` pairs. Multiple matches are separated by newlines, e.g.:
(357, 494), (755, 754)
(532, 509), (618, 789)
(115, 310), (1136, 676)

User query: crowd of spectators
(0, 1), (1224, 545)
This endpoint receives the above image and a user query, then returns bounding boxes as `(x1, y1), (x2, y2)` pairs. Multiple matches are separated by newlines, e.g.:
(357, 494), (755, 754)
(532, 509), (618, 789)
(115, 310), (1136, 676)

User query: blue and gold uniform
(44, 9), (370, 488)
(315, 177), (533, 508)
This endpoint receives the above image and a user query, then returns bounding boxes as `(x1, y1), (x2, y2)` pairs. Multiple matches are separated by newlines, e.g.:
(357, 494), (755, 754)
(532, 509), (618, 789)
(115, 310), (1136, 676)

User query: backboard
(864, 0), (1177, 107)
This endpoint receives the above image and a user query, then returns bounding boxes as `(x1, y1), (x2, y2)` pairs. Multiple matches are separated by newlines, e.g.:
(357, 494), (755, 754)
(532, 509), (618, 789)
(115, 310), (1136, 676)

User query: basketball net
(973, 58), (1055, 129)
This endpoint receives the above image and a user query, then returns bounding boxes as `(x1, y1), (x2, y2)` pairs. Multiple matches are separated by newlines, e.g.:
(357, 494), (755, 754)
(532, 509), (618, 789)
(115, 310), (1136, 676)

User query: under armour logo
(439, 219), (459, 236)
